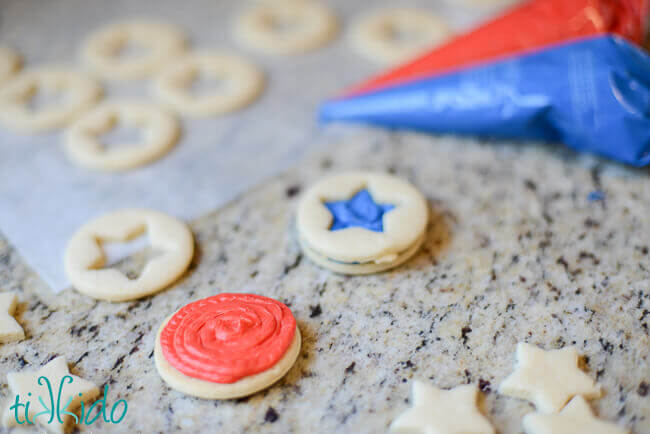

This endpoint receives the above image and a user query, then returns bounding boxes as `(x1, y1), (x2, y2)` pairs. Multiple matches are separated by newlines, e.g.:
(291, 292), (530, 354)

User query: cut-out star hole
(324, 189), (395, 232)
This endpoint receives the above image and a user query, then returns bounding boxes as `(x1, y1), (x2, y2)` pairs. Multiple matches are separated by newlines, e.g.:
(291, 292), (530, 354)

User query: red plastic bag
(347, 0), (649, 96)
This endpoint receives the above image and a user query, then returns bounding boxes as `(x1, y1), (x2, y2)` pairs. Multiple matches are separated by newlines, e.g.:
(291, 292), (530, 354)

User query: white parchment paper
(0, 0), (513, 292)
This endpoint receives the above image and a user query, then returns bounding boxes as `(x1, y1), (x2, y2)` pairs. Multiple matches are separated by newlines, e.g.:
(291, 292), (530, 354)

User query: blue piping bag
(321, 36), (650, 167)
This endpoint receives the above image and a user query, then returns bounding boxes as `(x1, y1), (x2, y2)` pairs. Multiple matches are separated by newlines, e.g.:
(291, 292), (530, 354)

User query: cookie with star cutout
(296, 171), (428, 274)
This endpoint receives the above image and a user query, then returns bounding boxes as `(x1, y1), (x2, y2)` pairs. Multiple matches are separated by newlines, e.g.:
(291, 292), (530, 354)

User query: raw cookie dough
(155, 293), (301, 399)
(0, 292), (24, 343)
(296, 171), (428, 274)
(234, 0), (338, 55)
(64, 101), (180, 171)
(0, 46), (21, 85)
(499, 343), (602, 413)
(82, 20), (187, 80)
(390, 381), (495, 433)
(64, 209), (194, 302)
(152, 52), (265, 117)
(2, 356), (99, 434)
(523, 396), (629, 434)
(0, 67), (102, 132)
(350, 8), (452, 64)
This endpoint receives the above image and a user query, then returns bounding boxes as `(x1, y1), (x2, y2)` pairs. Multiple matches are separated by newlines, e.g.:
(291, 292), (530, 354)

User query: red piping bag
(346, 0), (649, 97)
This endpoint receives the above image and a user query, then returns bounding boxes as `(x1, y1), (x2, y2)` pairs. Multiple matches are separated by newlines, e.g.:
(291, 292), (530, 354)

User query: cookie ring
(64, 209), (194, 302)
(296, 171), (428, 274)
(0, 46), (21, 85)
(154, 294), (301, 399)
(350, 8), (451, 64)
(152, 52), (265, 117)
(0, 67), (102, 132)
(82, 20), (187, 80)
(64, 101), (180, 171)
(234, 0), (338, 55)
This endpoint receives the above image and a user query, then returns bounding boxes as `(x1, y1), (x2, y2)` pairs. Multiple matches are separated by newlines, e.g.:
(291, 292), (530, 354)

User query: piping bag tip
(320, 36), (650, 166)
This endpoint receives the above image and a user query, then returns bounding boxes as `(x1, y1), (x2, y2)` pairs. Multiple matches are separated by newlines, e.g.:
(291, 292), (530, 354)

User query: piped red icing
(160, 293), (297, 384)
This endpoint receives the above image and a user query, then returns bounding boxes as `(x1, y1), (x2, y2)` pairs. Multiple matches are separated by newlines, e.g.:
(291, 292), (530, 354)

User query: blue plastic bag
(321, 36), (650, 167)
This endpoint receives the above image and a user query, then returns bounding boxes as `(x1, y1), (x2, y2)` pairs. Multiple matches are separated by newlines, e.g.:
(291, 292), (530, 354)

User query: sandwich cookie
(296, 171), (428, 274)
(155, 293), (300, 399)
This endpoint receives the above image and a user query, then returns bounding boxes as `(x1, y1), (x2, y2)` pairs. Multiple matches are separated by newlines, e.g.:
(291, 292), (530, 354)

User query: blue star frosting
(324, 189), (395, 232)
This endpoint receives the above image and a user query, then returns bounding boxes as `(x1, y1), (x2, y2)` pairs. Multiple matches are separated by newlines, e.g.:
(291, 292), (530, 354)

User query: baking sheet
(0, 0), (519, 292)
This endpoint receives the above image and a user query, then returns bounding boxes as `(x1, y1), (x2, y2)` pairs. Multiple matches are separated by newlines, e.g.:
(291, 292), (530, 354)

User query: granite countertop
(0, 128), (649, 433)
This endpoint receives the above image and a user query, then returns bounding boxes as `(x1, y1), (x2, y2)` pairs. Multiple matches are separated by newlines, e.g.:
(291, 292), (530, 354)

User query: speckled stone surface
(0, 128), (649, 433)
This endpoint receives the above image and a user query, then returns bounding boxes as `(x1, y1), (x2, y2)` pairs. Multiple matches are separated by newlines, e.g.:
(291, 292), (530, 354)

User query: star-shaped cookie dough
(3, 356), (100, 433)
(390, 381), (495, 434)
(499, 343), (601, 413)
(0, 292), (24, 343)
(523, 396), (628, 434)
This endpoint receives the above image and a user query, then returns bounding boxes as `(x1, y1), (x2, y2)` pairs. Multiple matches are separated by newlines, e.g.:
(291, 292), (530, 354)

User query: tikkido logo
(9, 376), (128, 427)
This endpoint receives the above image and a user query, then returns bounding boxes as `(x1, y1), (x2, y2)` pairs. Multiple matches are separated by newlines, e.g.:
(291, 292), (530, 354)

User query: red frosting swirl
(160, 293), (297, 383)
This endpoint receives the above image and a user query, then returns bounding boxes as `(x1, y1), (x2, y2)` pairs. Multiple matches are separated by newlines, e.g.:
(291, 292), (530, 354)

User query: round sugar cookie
(155, 293), (301, 399)
(234, 0), (338, 55)
(350, 8), (451, 64)
(296, 171), (428, 274)
(0, 67), (102, 132)
(0, 46), (21, 85)
(152, 52), (264, 117)
(64, 101), (180, 171)
(82, 20), (187, 80)
(64, 209), (194, 302)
